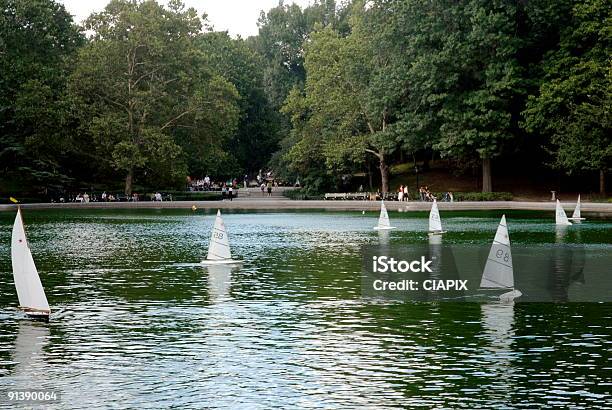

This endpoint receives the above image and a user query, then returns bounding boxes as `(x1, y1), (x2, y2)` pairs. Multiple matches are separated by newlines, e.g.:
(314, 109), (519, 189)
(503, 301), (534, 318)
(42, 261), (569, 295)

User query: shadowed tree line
(262, 0), (610, 194)
(0, 0), (609, 198)
(1, 0), (278, 197)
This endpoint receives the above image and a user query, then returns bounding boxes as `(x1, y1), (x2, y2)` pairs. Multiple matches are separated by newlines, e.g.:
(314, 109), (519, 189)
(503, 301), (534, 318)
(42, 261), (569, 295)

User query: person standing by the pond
(398, 185), (404, 202)
(403, 185), (409, 201)
(221, 184), (227, 200)
(260, 182), (266, 196)
(267, 181), (272, 197)
(228, 186), (233, 201)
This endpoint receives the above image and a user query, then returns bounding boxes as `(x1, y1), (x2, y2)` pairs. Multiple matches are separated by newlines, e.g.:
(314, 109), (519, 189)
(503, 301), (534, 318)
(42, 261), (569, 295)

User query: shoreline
(1, 199), (611, 215)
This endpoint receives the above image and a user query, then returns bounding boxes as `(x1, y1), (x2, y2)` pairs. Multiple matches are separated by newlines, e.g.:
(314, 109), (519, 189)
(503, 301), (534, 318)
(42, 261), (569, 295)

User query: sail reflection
(377, 229), (390, 246)
(550, 226), (585, 301)
(428, 234), (442, 280)
(11, 322), (50, 383)
(481, 303), (515, 351)
(205, 265), (234, 302)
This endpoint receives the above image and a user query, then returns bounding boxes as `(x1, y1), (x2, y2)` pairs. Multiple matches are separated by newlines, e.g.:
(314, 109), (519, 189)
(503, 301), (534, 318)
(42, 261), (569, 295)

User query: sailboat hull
(499, 289), (522, 303)
(373, 226), (396, 230)
(25, 312), (50, 322)
(20, 308), (50, 322)
(428, 230), (447, 235)
(200, 259), (242, 266)
(568, 217), (586, 221)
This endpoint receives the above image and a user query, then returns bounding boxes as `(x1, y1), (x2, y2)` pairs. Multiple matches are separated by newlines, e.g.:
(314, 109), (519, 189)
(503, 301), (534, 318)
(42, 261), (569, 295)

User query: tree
(417, 0), (523, 192)
(282, 2), (432, 193)
(199, 32), (279, 175)
(0, 0), (83, 195)
(253, 0), (345, 110)
(70, 0), (239, 194)
(523, 0), (611, 194)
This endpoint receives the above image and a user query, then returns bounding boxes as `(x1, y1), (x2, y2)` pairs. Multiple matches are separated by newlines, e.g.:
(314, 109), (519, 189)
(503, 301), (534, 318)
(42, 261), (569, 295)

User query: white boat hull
(20, 308), (50, 322)
(428, 230), (447, 235)
(200, 259), (242, 266)
(373, 226), (396, 230)
(499, 289), (522, 303)
(568, 217), (585, 221)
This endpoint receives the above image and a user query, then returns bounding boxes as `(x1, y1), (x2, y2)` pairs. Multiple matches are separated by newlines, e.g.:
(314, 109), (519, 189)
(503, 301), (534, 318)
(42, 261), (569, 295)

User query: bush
(283, 188), (324, 200)
(452, 192), (513, 201)
(154, 191), (222, 201)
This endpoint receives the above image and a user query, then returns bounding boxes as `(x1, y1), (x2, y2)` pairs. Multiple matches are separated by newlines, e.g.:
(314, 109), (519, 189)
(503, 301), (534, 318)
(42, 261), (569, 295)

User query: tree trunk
(367, 162), (373, 191)
(482, 158), (492, 193)
(600, 169), (606, 195)
(125, 168), (134, 196)
(422, 156), (430, 172)
(380, 156), (389, 193)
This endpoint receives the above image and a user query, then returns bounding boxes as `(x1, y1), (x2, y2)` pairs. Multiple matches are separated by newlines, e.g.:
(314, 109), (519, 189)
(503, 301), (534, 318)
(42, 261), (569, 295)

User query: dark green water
(0, 209), (610, 408)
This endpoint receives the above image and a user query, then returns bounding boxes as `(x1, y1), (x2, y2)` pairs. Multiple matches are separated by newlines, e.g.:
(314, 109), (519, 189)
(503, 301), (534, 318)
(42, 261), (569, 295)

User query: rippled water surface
(0, 209), (610, 408)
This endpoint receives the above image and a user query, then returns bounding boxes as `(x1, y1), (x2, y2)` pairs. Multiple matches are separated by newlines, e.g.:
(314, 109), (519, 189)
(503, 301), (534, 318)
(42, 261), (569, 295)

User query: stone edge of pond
(1, 200), (612, 215)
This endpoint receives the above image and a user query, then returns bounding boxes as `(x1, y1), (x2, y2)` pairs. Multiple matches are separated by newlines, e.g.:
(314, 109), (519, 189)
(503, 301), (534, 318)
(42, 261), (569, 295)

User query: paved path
(1, 200), (611, 214)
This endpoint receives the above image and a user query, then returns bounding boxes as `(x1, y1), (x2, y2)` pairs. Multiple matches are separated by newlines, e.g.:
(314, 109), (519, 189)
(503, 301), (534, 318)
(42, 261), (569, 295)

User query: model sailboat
(373, 201), (395, 230)
(480, 215), (522, 302)
(568, 195), (586, 221)
(428, 199), (446, 235)
(201, 210), (241, 265)
(555, 199), (572, 226)
(11, 208), (50, 321)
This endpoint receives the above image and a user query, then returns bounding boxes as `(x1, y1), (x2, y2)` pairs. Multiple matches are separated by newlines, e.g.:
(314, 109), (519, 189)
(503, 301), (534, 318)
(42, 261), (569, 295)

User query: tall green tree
(70, 0), (239, 194)
(420, 0), (523, 192)
(253, 0), (349, 185)
(253, 0), (345, 110)
(199, 32), (279, 175)
(0, 0), (82, 194)
(282, 2), (432, 193)
(523, 0), (611, 194)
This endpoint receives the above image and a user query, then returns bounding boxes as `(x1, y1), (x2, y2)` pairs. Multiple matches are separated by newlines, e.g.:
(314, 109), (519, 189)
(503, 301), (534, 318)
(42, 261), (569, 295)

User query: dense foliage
(0, 0), (609, 197)
(265, 0), (610, 194)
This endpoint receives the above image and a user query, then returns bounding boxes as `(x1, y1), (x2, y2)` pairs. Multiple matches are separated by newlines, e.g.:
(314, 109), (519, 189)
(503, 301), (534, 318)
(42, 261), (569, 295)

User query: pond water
(0, 209), (610, 408)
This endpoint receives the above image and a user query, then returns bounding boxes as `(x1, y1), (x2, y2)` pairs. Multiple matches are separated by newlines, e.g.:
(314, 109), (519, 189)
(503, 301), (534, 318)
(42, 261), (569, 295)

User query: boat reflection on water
(550, 226), (586, 302)
(480, 302), (517, 381)
(204, 265), (235, 302)
(481, 303), (515, 351)
(11, 322), (50, 384)
(377, 228), (390, 247)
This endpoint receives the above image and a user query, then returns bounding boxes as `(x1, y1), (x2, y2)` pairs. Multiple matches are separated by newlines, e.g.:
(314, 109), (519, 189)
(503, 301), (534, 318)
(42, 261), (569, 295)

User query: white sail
(555, 199), (572, 226)
(480, 215), (514, 289)
(206, 210), (232, 261)
(374, 201), (395, 230)
(428, 199), (443, 232)
(570, 195), (585, 220)
(11, 209), (50, 313)
(572, 195), (581, 219)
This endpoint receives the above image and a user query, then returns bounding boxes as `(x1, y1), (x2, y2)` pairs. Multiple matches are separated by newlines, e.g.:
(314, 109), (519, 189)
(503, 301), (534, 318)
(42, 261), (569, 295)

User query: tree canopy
(0, 0), (609, 197)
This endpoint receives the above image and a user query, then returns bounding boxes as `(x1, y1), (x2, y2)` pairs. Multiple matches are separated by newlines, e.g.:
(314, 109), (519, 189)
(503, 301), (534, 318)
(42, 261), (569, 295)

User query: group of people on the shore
(64, 191), (161, 203)
(391, 185), (453, 202)
(397, 185), (410, 201)
(260, 181), (274, 197)
(188, 175), (242, 192)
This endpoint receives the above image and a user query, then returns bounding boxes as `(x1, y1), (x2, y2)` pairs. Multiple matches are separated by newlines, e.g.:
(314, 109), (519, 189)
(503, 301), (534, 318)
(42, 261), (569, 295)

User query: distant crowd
(55, 191), (168, 203)
(383, 185), (454, 202)
(187, 170), (287, 199)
